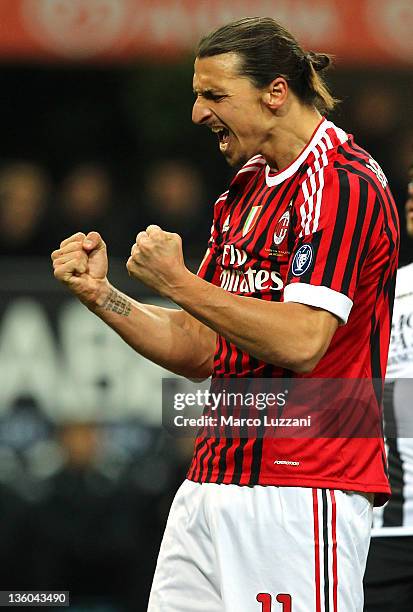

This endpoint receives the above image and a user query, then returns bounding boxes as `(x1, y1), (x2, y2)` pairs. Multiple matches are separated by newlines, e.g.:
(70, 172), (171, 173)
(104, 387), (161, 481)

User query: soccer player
(52, 18), (399, 612)
(364, 166), (413, 611)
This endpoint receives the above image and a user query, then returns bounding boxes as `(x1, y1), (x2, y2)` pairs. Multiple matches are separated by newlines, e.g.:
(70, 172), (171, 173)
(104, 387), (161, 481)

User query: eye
(209, 93), (226, 102)
(196, 91), (226, 102)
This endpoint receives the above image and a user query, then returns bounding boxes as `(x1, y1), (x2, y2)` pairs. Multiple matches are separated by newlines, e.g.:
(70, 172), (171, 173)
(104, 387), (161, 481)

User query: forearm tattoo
(101, 289), (132, 317)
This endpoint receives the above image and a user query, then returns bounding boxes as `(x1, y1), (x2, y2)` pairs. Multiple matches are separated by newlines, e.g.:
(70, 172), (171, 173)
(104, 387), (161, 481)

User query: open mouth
(211, 126), (230, 149)
(217, 128), (229, 146)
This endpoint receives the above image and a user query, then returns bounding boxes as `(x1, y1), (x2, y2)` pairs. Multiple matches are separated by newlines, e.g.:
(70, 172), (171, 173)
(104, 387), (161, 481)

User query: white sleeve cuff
(283, 283), (353, 324)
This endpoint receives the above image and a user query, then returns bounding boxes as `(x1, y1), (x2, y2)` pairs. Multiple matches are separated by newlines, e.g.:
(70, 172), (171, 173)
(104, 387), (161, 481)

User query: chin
(224, 151), (249, 170)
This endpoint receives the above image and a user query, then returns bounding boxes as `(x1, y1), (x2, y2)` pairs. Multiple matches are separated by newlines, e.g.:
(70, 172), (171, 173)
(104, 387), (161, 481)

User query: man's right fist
(51, 231), (109, 307)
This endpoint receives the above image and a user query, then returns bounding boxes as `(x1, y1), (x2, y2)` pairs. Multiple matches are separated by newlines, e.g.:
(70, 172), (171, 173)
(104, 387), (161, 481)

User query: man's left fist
(127, 225), (189, 297)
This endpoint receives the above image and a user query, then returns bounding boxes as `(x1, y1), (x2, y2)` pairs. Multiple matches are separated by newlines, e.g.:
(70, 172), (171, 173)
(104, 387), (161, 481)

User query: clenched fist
(127, 225), (190, 297)
(51, 231), (109, 307)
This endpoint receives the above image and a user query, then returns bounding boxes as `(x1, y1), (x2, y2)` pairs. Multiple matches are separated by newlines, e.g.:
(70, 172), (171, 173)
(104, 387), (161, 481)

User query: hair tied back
(306, 51), (332, 72)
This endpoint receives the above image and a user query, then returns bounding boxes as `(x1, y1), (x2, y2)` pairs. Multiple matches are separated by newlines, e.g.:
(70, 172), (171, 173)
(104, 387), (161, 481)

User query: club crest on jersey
(222, 215), (230, 232)
(273, 210), (290, 245)
(291, 244), (313, 276)
(242, 206), (262, 237)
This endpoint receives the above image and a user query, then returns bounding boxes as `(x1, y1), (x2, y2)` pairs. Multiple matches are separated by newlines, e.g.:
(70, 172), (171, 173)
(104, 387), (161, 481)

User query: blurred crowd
(0, 153), (215, 609)
(0, 159), (212, 263)
(0, 86), (412, 265)
(0, 395), (193, 611)
(0, 157), (211, 610)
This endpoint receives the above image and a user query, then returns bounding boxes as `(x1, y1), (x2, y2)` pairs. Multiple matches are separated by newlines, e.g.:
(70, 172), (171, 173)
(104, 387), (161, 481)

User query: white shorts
(148, 480), (373, 612)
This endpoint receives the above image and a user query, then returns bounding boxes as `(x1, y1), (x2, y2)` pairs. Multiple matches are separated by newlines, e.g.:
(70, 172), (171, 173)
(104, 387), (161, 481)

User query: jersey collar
(265, 118), (330, 187)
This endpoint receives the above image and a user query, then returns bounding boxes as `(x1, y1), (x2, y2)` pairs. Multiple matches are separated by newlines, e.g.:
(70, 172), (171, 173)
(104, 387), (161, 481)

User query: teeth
(209, 126), (230, 148)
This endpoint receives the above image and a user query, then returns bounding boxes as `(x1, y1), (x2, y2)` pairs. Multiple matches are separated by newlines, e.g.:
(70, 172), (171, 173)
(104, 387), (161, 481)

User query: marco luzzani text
(172, 389), (312, 429)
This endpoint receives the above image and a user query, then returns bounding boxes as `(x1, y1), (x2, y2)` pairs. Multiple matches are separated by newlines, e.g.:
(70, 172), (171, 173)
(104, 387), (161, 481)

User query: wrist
(166, 268), (196, 302)
(84, 278), (112, 311)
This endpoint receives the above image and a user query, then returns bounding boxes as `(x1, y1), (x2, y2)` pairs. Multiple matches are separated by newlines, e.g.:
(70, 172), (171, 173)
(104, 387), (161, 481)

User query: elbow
(292, 318), (339, 374)
(185, 358), (214, 382)
(264, 350), (319, 374)
(289, 339), (330, 373)
(266, 305), (338, 373)
(187, 361), (213, 382)
(290, 355), (320, 374)
(271, 341), (326, 374)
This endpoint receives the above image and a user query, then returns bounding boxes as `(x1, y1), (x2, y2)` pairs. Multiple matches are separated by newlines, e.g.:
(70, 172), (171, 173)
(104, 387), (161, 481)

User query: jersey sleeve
(284, 166), (382, 324)
(197, 190), (228, 284)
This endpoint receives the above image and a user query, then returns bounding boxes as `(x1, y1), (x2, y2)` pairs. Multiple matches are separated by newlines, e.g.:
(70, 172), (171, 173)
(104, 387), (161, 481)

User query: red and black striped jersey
(188, 118), (399, 503)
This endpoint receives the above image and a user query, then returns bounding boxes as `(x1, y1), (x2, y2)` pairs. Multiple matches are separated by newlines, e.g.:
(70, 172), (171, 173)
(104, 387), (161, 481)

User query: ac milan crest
(273, 210), (290, 245)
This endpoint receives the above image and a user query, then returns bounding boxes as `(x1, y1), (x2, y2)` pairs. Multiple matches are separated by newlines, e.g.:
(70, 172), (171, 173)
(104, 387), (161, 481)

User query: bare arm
(92, 285), (216, 379)
(127, 226), (339, 373)
(51, 232), (216, 380)
(168, 272), (338, 373)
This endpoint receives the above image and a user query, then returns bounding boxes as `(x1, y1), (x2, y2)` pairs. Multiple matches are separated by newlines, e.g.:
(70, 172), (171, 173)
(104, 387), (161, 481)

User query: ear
(262, 77), (288, 110)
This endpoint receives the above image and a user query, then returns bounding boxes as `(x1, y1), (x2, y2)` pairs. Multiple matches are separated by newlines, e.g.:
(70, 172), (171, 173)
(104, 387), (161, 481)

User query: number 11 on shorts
(257, 593), (292, 611)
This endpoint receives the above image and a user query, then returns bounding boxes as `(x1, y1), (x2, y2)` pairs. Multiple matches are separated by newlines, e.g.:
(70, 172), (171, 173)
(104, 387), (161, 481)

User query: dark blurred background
(0, 1), (412, 610)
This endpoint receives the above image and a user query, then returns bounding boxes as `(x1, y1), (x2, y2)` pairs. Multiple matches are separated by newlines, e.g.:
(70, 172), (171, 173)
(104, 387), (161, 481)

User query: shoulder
(329, 134), (391, 194)
(299, 140), (389, 210)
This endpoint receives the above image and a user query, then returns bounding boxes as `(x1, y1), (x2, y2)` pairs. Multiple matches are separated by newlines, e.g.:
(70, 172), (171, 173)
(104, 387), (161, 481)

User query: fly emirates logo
(220, 245), (284, 293)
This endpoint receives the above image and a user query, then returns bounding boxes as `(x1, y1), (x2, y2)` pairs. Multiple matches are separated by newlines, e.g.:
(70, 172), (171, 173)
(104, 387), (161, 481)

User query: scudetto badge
(291, 244), (313, 276)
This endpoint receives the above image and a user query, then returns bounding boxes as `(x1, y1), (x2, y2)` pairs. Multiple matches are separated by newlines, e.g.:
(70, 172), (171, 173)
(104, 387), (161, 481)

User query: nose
(192, 96), (213, 125)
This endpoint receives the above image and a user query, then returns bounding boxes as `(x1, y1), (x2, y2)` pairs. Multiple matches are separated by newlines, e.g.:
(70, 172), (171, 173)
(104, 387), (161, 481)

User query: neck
(262, 102), (323, 171)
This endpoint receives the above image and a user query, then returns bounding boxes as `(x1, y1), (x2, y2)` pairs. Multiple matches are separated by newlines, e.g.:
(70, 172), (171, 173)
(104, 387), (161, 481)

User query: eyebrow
(193, 88), (226, 100)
